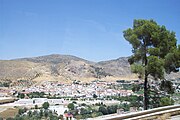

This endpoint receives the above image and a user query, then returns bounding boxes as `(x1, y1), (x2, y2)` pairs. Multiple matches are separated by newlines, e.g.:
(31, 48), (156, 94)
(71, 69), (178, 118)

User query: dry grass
(157, 113), (171, 120)
(0, 107), (19, 119)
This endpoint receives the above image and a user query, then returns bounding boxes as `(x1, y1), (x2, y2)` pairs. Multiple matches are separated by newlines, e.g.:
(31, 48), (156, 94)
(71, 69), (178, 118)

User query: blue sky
(0, 0), (180, 62)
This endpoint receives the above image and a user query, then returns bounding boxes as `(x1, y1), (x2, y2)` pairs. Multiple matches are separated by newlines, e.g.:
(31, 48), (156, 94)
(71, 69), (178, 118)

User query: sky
(0, 0), (180, 62)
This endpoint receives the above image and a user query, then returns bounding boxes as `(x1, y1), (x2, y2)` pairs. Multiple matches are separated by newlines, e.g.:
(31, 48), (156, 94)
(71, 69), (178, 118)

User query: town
(0, 78), (179, 119)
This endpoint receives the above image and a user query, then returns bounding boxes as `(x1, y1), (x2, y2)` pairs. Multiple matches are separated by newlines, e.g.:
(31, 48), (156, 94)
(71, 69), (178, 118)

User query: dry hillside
(0, 54), (179, 83)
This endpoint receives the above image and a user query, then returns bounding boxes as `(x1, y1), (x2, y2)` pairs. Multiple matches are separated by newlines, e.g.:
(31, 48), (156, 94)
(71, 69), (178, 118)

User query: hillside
(0, 54), (179, 83)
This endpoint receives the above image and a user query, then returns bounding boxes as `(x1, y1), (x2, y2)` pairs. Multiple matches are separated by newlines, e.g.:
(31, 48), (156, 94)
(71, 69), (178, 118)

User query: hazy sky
(1, 0), (180, 62)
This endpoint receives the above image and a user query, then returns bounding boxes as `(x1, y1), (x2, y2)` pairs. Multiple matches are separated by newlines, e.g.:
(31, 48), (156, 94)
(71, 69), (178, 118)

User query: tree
(67, 103), (75, 110)
(107, 105), (117, 114)
(28, 110), (32, 117)
(44, 110), (49, 118)
(80, 108), (89, 115)
(160, 80), (175, 94)
(119, 103), (130, 111)
(132, 84), (141, 92)
(123, 19), (179, 109)
(18, 93), (25, 99)
(18, 108), (27, 115)
(93, 94), (98, 98)
(35, 104), (38, 109)
(33, 100), (35, 104)
(98, 106), (108, 115)
(42, 102), (49, 109)
(40, 109), (43, 118)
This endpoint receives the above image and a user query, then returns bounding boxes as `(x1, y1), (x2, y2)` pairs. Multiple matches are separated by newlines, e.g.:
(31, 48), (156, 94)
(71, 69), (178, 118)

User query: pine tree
(123, 19), (179, 110)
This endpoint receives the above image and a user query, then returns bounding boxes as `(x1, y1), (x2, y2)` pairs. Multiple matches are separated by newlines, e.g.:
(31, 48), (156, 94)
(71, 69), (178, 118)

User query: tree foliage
(98, 106), (108, 115)
(132, 84), (141, 92)
(68, 103), (75, 110)
(160, 80), (175, 94)
(123, 19), (179, 109)
(93, 94), (98, 98)
(42, 102), (49, 109)
(18, 93), (25, 99)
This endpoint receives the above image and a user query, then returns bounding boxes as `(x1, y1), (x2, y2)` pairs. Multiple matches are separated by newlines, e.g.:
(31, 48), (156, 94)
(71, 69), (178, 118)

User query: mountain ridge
(0, 54), (179, 83)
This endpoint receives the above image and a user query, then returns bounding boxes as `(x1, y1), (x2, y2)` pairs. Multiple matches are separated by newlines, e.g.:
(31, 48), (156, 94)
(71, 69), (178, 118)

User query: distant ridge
(0, 54), (179, 82)
(14, 54), (93, 64)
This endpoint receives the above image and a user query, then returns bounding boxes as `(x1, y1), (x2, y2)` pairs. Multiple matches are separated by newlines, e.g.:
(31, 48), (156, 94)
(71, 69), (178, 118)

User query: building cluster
(18, 81), (134, 98)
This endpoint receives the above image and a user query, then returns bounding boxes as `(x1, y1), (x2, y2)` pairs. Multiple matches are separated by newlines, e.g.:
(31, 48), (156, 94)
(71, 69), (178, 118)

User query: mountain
(0, 54), (179, 83)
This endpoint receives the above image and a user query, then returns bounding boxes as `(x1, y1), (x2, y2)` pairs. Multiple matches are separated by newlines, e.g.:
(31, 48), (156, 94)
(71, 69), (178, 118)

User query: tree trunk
(144, 74), (148, 110)
(144, 39), (148, 110)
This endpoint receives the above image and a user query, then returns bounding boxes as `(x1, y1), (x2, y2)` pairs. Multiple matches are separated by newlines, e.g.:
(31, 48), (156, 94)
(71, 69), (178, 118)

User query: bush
(160, 97), (174, 107)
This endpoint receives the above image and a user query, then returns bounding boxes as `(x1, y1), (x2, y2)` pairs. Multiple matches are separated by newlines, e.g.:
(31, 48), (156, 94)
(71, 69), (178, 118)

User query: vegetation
(0, 81), (11, 87)
(160, 80), (175, 94)
(160, 97), (174, 107)
(27, 92), (45, 98)
(109, 95), (143, 108)
(65, 96), (143, 119)
(18, 108), (27, 115)
(35, 104), (38, 109)
(123, 19), (180, 109)
(42, 102), (49, 109)
(17, 93), (25, 99)
(8, 109), (59, 120)
(66, 103), (119, 119)
(132, 84), (141, 92)
(67, 103), (75, 110)
(93, 94), (98, 98)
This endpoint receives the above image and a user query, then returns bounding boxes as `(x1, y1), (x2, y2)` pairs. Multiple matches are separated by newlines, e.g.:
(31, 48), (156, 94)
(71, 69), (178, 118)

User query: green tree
(28, 110), (32, 117)
(107, 105), (117, 114)
(18, 108), (26, 115)
(35, 104), (38, 109)
(132, 84), (141, 92)
(68, 103), (75, 110)
(44, 110), (49, 118)
(123, 19), (179, 109)
(93, 94), (98, 98)
(18, 93), (25, 99)
(98, 106), (108, 115)
(33, 100), (35, 104)
(40, 109), (43, 118)
(160, 80), (175, 94)
(80, 108), (89, 115)
(42, 102), (49, 109)
(119, 103), (130, 111)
